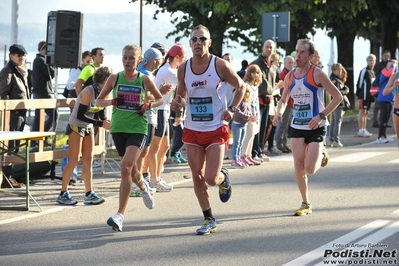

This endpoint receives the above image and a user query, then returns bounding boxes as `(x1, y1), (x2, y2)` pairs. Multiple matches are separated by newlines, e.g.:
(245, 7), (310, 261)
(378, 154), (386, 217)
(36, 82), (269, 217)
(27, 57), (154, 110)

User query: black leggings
(378, 101), (392, 138)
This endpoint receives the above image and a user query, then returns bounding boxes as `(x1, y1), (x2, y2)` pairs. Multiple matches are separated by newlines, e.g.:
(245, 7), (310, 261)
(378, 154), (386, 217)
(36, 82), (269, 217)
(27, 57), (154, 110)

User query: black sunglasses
(191, 36), (208, 43)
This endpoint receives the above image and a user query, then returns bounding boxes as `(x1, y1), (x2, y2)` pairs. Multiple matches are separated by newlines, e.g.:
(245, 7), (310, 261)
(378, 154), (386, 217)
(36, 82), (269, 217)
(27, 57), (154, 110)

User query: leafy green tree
(359, 0), (399, 59)
(129, 0), (325, 57)
(312, 0), (368, 107)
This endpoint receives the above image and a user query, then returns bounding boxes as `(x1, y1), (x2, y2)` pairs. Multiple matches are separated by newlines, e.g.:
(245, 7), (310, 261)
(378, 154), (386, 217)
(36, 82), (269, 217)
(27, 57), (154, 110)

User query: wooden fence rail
(1, 98), (106, 174)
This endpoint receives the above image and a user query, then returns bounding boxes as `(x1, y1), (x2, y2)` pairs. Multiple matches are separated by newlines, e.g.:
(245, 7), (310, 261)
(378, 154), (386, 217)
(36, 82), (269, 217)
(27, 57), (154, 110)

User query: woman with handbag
(328, 63), (349, 147)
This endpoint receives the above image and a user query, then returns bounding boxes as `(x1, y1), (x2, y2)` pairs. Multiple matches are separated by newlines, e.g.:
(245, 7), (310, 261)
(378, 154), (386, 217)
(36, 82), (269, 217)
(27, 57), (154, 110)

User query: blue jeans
(170, 117), (184, 157)
(329, 106), (344, 142)
(231, 122), (247, 160)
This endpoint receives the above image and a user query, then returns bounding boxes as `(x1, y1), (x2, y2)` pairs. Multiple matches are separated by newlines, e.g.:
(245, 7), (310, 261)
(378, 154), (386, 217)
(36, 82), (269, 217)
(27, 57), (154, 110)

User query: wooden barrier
(0, 98), (106, 170)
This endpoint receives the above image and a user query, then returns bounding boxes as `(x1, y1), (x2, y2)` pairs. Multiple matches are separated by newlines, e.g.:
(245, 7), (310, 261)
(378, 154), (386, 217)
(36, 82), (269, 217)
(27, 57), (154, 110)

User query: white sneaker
(92, 159), (102, 168)
(144, 179), (156, 195)
(265, 146), (282, 156)
(150, 180), (173, 192)
(142, 173), (151, 183)
(107, 214), (124, 232)
(141, 182), (155, 209)
(358, 130), (371, 138)
(332, 141), (343, 148)
(364, 130), (373, 137)
(376, 137), (393, 144)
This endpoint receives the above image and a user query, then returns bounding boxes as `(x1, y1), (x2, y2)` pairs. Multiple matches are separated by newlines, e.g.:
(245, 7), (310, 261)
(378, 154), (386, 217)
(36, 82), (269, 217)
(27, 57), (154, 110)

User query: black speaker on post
(46, 10), (83, 68)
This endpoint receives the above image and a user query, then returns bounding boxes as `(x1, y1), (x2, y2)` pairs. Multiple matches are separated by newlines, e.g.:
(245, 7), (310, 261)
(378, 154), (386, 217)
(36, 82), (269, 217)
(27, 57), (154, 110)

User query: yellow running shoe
(294, 202), (312, 216)
(321, 149), (329, 167)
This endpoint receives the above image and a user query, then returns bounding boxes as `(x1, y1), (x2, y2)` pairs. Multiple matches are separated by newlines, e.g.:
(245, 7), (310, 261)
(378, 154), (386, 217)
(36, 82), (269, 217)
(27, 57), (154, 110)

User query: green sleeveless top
(110, 71), (147, 135)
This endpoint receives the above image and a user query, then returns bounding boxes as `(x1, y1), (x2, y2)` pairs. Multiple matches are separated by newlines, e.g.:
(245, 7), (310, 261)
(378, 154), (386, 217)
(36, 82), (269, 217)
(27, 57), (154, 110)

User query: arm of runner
(171, 62), (187, 111)
(217, 58), (245, 109)
(144, 75), (163, 109)
(383, 72), (399, 96)
(308, 68), (343, 129)
(74, 78), (85, 95)
(95, 74), (117, 107)
(273, 71), (291, 126)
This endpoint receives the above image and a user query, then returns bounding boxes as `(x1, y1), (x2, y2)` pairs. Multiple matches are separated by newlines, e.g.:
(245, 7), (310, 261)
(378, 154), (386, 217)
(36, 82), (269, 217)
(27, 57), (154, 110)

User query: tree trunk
(336, 33), (356, 109)
(383, 20), (399, 58)
(208, 15), (227, 57)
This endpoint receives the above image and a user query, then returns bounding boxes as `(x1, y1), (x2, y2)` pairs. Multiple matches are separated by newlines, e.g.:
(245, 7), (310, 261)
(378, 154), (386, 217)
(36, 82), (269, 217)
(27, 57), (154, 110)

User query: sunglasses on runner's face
(191, 36), (208, 43)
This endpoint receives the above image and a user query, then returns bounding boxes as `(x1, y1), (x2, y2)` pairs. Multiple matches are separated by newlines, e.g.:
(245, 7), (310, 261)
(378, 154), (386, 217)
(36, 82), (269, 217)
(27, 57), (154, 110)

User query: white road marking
(283, 209), (399, 266)
(330, 152), (388, 163)
(388, 158), (399, 164)
(268, 152), (391, 163)
(0, 178), (193, 225)
(314, 221), (399, 266)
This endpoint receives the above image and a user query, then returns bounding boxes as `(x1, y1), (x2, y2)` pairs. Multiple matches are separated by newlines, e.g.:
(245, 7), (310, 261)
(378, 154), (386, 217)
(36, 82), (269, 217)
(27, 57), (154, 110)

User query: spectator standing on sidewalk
(241, 65), (263, 165)
(171, 24), (245, 235)
(237, 59), (248, 79)
(264, 53), (284, 156)
(249, 40), (277, 162)
(328, 63), (349, 148)
(356, 54), (376, 138)
(31, 40), (58, 147)
(0, 44), (29, 188)
(65, 50), (93, 98)
(230, 85), (257, 168)
(275, 55), (295, 153)
(372, 50), (391, 128)
(376, 59), (397, 143)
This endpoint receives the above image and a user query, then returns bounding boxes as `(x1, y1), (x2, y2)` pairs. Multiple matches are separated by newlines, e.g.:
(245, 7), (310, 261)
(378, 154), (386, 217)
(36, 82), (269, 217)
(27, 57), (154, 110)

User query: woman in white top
(65, 51), (93, 98)
(147, 44), (187, 191)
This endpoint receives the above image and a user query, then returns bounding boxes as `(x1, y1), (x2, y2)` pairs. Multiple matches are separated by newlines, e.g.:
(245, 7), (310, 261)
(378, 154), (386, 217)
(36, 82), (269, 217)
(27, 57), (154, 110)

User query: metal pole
(11, 0), (19, 45)
(327, 37), (335, 76)
(3, 45), (6, 66)
(272, 15), (278, 42)
(140, 0), (143, 49)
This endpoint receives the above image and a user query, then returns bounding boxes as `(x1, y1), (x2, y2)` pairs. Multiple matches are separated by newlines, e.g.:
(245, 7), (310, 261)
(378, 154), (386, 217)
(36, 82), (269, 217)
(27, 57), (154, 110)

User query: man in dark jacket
(249, 39), (277, 162)
(356, 54), (376, 138)
(31, 40), (58, 146)
(0, 44), (29, 188)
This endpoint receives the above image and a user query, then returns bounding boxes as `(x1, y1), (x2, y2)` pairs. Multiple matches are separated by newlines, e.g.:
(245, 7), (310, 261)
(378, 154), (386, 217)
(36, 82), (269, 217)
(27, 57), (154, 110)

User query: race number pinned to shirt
(189, 97), (213, 121)
(116, 85), (143, 112)
(293, 103), (312, 125)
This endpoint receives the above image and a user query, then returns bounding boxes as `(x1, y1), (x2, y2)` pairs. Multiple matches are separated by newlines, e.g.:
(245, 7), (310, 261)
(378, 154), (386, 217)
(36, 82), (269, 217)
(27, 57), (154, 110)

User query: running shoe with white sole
(56, 191), (78, 205)
(141, 182), (155, 209)
(83, 191), (105, 205)
(107, 214), (124, 232)
(150, 178), (173, 192)
(376, 137), (393, 144)
(294, 202), (312, 216)
(196, 218), (217, 235)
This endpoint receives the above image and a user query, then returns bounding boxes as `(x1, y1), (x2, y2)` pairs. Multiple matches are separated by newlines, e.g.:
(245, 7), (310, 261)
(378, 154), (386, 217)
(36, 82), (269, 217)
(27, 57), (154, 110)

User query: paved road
(1, 115), (398, 266)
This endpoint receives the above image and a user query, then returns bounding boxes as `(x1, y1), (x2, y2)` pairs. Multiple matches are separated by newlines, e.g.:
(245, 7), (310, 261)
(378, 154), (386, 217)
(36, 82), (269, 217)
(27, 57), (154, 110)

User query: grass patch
(344, 108), (359, 116)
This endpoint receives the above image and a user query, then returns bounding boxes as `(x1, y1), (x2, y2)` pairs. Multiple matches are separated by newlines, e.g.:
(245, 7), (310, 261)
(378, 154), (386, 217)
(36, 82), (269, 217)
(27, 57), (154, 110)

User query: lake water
(23, 29), (397, 98)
